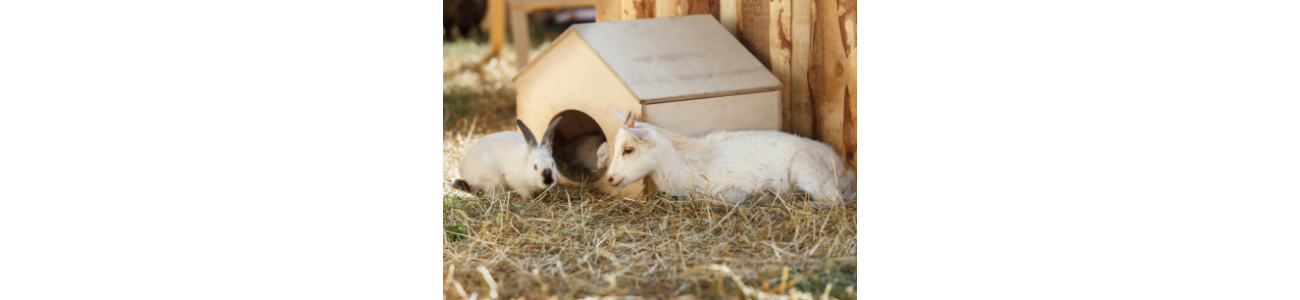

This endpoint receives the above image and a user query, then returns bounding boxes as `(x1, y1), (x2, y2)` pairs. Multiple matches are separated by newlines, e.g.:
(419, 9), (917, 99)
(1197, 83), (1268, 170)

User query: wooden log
(810, 0), (854, 167)
(738, 0), (770, 70)
(787, 0), (813, 138)
(768, 0), (791, 131)
(597, 0), (621, 21)
(656, 0), (678, 17)
(605, 0), (854, 167)
(687, 0), (720, 19)
(621, 0), (637, 20)
(840, 0), (856, 168)
(634, 0), (656, 18)
(720, 0), (737, 36)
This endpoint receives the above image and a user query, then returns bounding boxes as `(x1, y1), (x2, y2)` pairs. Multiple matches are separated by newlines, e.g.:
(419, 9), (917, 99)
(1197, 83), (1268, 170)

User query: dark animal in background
(443, 0), (487, 40)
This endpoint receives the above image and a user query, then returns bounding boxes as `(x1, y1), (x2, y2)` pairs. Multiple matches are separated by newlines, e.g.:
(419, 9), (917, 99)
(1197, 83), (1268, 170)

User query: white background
(1, 0), (1297, 299)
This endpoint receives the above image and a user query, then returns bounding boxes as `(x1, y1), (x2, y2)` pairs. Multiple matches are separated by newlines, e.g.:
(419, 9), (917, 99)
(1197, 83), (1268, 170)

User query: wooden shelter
(595, 0), (859, 169)
(513, 15), (783, 197)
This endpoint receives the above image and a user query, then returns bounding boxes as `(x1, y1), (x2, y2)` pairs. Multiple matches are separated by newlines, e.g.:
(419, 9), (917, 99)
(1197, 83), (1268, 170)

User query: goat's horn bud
(623, 111), (636, 128)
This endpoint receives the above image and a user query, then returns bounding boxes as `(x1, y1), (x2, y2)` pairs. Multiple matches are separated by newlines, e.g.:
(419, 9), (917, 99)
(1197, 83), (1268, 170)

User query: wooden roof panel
(572, 15), (781, 102)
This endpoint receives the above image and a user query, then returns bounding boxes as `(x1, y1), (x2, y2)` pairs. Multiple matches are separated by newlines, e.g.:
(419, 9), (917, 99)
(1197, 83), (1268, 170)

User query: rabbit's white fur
(453, 118), (563, 199)
(604, 109), (855, 205)
(596, 141), (608, 170)
(562, 134), (608, 173)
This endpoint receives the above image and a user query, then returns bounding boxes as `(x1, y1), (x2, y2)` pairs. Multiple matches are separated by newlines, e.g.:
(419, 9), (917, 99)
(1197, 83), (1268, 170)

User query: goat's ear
(614, 108), (627, 124)
(516, 119), (538, 147)
(626, 127), (652, 141)
(541, 116), (563, 146)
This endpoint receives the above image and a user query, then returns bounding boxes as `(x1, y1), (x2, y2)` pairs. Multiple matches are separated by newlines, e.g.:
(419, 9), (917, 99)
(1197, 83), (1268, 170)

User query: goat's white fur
(455, 118), (563, 199)
(561, 134), (608, 173)
(605, 109), (855, 205)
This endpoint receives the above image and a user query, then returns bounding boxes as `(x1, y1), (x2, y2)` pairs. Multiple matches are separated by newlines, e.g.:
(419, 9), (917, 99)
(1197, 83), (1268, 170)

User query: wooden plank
(510, 0), (596, 10)
(787, 0), (813, 138)
(810, 0), (852, 167)
(621, 0), (637, 20)
(596, 0), (621, 21)
(656, 0), (678, 18)
(633, 0), (656, 18)
(768, 0), (791, 132)
(636, 85), (780, 104)
(840, 0), (856, 168)
(489, 0), (507, 54)
(644, 91), (780, 137)
(738, 0), (770, 70)
(719, 0), (737, 36)
(687, 0), (720, 19)
(572, 15), (781, 102)
(510, 7), (530, 70)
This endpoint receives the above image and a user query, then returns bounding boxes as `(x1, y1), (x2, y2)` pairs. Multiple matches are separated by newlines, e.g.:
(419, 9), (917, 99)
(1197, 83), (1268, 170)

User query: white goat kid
(452, 118), (563, 199)
(604, 109), (855, 205)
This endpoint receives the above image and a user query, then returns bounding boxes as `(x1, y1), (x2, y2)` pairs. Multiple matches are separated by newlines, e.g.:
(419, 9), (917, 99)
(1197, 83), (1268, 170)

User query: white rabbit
(561, 134), (609, 173)
(451, 117), (563, 199)
(596, 141), (608, 170)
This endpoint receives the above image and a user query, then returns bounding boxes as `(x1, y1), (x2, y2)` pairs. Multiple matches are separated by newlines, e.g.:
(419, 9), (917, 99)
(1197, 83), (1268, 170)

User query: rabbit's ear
(517, 119), (538, 147)
(541, 116), (563, 147)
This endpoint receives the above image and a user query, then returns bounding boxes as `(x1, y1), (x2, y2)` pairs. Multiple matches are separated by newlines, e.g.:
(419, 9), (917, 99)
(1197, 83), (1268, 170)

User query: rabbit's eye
(623, 147), (634, 155)
(533, 165), (537, 170)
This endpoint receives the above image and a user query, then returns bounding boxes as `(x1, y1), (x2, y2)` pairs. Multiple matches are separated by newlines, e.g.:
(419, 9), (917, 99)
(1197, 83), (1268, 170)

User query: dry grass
(443, 35), (857, 300)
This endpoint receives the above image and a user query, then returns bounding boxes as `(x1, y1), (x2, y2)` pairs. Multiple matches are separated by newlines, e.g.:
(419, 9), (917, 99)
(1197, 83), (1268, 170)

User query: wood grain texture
(596, 0), (620, 21)
(634, 0), (656, 18)
(571, 15), (781, 102)
(840, 0), (856, 168)
(720, 0), (737, 36)
(738, 0), (770, 70)
(768, 0), (791, 131)
(589, 0), (854, 168)
(687, 0), (720, 19)
(787, 0), (813, 138)
(656, 0), (678, 18)
(621, 0), (637, 20)
(644, 91), (780, 137)
(809, 0), (853, 167)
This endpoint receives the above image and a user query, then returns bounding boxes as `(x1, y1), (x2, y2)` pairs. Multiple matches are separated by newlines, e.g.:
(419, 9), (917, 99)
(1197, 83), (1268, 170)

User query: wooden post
(620, 0), (637, 20)
(511, 6), (530, 70)
(769, 0), (791, 131)
(810, 0), (855, 167)
(657, 0), (678, 18)
(489, 0), (506, 55)
(597, 0), (621, 22)
(720, 0), (737, 36)
(787, 0), (813, 137)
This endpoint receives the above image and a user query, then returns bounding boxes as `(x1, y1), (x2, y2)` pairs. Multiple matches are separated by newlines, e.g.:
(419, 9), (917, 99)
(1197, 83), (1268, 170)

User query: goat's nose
(607, 176), (614, 184)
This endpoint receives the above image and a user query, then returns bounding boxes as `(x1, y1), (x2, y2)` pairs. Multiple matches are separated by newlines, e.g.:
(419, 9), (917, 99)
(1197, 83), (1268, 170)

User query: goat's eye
(623, 147), (634, 155)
